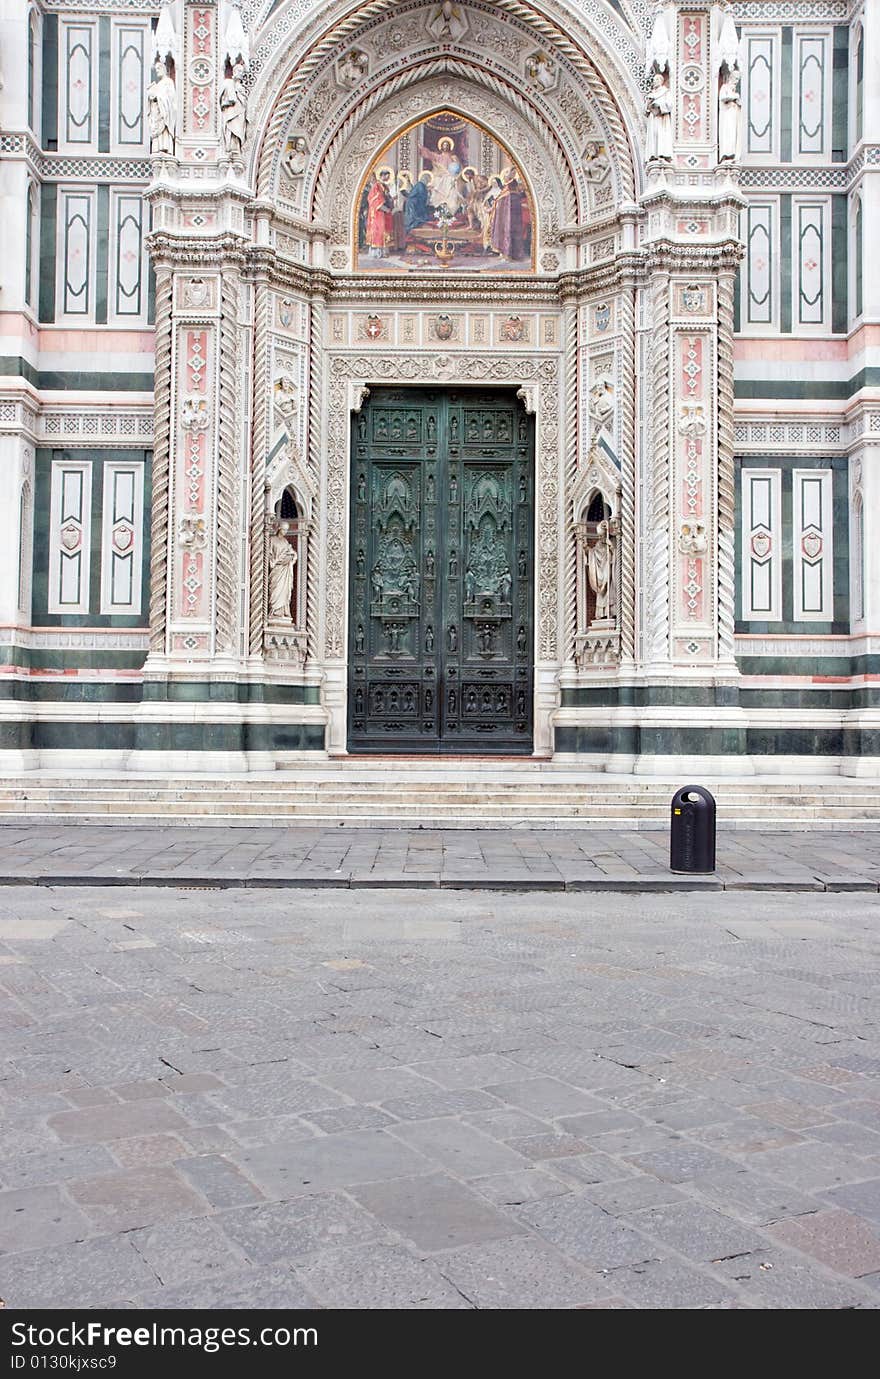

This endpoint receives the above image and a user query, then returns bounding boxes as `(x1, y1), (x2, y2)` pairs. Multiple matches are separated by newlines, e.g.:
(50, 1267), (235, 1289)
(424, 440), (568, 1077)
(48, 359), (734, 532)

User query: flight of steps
(0, 762), (879, 828)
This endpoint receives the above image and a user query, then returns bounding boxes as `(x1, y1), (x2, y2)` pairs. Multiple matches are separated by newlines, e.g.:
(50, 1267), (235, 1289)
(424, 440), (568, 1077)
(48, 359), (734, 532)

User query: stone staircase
(0, 762), (879, 828)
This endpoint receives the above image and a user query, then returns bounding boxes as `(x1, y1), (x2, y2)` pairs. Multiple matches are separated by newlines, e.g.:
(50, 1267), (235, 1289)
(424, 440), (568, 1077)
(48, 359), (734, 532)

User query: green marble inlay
(41, 15), (58, 151)
(38, 185), (57, 323)
(95, 185), (109, 325)
(735, 369), (880, 401)
(0, 722), (326, 753)
(832, 26), (849, 163)
(780, 194), (792, 334)
(780, 28), (793, 163)
(98, 17), (111, 155)
(33, 449), (152, 631)
(554, 724), (880, 759)
(0, 681), (321, 706)
(831, 194), (847, 334)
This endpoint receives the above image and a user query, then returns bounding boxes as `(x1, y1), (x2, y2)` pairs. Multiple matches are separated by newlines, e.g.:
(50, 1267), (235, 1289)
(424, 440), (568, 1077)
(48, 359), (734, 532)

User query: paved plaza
(3, 823), (880, 890)
(1, 882), (880, 1309)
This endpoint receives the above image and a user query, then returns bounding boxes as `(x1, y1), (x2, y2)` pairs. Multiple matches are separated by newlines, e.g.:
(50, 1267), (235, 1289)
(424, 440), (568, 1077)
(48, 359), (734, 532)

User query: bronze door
(348, 387), (534, 754)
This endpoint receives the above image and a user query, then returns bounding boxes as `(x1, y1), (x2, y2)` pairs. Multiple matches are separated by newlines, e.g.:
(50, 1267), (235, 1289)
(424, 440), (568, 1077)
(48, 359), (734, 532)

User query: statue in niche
(448, 624), (458, 652)
(645, 72), (673, 163)
(717, 68), (742, 163)
(518, 550), (527, 578)
(283, 136), (308, 178)
(425, 549), (435, 578)
(587, 520), (615, 624)
(219, 61), (248, 158)
(147, 59), (177, 156)
(355, 624), (365, 653)
(356, 549), (365, 577)
(517, 625), (527, 656)
(267, 519), (297, 621)
(425, 625), (434, 653)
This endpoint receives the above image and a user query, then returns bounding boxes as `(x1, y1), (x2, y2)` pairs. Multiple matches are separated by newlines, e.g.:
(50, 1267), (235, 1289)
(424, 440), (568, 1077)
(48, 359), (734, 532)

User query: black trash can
(670, 785), (716, 873)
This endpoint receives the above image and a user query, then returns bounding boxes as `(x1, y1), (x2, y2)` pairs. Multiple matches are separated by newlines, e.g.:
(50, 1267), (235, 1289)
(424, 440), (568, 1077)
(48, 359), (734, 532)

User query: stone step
(1, 798), (879, 819)
(0, 809), (877, 831)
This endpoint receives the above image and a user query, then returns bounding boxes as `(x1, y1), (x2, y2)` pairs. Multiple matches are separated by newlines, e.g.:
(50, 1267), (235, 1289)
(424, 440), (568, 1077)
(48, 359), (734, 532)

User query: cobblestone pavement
(3, 824), (880, 890)
(1, 886), (880, 1309)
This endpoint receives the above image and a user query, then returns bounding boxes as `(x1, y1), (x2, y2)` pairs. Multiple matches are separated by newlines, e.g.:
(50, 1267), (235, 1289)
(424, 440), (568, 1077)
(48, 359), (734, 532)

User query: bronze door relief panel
(348, 387), (535, 753)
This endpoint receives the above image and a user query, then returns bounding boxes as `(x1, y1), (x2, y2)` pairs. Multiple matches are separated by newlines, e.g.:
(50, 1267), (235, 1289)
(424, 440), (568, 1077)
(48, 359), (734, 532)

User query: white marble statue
(718, 69), (742, 162)
(283, 136), (308, 178)
(267, 522), (297, 621)
(587, 521), (614, 623)
(220, 61), (248, 158)
(646, 72), (673, 162)
(147, 60), (177, 156)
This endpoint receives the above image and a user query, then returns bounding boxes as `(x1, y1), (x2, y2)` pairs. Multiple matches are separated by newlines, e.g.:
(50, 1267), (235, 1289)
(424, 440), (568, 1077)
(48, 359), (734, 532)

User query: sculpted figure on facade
(220, 61), (249, 158)
(282, 137), (308, 178)
(583, 141), (610, 184)
(645, 72), (673, 163)
(587, 521), (615, 624)
(337, 50), (369, 88)
(679, 521), (708, 556)
(267, 520), (297, 622)
(589, 379), (614, 441)
(526, 53), (556, 92)
(717, 68), (742, 163)
(147, 59), (177, 156)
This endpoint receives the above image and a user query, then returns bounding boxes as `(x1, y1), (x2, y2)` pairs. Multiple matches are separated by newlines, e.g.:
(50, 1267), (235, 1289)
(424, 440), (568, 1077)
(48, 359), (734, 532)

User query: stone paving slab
(1, 884), (880, 1308)
(1, 823), (880, 891)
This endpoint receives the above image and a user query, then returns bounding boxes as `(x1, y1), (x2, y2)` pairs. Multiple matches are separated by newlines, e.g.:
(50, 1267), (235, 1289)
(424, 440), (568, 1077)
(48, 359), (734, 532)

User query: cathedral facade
(0, 0), (877, 775)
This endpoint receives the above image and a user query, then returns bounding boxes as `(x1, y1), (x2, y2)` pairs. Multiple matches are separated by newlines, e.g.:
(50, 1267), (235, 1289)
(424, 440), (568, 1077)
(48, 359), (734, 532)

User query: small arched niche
(269, 485), (305, 629)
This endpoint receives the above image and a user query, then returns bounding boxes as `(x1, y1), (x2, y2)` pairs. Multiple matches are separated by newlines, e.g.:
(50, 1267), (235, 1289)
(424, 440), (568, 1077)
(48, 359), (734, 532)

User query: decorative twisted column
(306, 295), (326, 663)
(617, 282), (637, 664)
(248, 274), (271, 656)
(215, 277), (241, 658)
(562, 300), (579, 662)
(646, 271), (671, 668)
(149, 269), (173, 654)
(716, 266), (738, 668)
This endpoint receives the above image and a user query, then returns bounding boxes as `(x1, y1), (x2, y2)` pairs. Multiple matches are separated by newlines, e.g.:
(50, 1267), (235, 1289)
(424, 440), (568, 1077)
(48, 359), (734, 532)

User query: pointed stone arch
(245, 0), (643, 212)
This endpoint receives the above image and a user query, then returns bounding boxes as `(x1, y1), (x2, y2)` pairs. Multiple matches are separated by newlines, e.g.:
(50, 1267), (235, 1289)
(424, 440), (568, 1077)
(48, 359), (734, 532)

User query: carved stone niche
(262, 446), (316, 665)
(571, 445), (622, 668)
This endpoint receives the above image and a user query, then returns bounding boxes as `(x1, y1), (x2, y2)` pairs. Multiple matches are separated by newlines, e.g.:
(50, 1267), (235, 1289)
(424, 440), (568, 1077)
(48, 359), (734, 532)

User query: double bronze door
(348, 387), (534, 754)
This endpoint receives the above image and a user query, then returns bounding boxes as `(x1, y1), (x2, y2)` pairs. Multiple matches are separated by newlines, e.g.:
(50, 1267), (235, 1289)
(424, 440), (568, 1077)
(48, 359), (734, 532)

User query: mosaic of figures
(355, 113), (533, 273)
